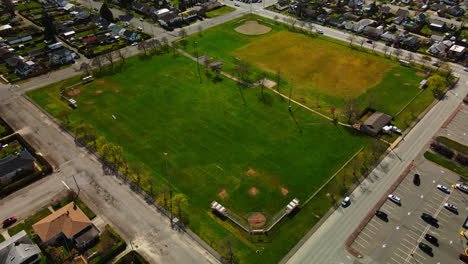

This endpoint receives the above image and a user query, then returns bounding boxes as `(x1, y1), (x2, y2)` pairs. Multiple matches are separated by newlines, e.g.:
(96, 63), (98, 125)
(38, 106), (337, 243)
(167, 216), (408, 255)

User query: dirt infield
(95, 90), (103, 94)
(218, 189), (227, 199)
(281, 187), (289, 196)
(234, 20), (271, 35)
(248, 213), (266, 228)
(249, 187), (258, 195)
(416, 72), (427, 77)
(67, 89), (80, 96)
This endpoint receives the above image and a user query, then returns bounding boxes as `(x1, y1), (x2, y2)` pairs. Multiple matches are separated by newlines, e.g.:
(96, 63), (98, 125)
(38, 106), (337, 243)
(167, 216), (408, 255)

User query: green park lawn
(28, 51), (374, 262)
(206, 6), (236, 18)
(179, 15), (434, 131)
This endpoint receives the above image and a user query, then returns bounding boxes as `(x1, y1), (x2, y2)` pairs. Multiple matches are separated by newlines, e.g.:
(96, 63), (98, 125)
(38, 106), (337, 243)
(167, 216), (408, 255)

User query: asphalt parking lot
(350, 105), (468, 264)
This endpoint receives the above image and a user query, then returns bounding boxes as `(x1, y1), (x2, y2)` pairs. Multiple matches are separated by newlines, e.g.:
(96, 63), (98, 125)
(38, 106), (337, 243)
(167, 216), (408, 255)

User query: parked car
(235, 3), (240, 6)
(375, 210), (388, 221)
(140, 18), (144, 22)
(388, 194), (401, 205)
(2, 216), (16, 228)
(413, 174), (420, 186)
(460, 254), (468, 263)
(366, 40), (373, 44)
(342, 196), (351, 207)
(131, 42), (138, 46)
(419, 242), (433, 255)
(424, 234), (438, 246)
(316, 29), (324, 34)
(421, 213), (438, 225)
(456, 183), (468, 193)
(94, 7), (98, 11)
(437, 184), (450, 194)
(137, 26), (143, 31)
(444, 203), (458, 214)
(464, 67), (468, 72)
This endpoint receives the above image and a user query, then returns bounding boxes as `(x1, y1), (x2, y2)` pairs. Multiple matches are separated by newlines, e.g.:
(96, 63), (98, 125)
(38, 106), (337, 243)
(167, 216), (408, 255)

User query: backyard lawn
(28, 51), (372, 263)
(180, 15), (434, 130)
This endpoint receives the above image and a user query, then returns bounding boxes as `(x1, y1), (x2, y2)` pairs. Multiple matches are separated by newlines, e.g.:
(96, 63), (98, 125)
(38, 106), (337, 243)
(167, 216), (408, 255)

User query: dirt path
(175, 47), (351, 127)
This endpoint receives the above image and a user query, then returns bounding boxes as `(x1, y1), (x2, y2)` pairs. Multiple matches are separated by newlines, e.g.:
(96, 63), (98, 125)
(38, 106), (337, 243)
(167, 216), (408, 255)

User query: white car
(316, 29), (324, 34)
(131, 42), (138, 46)
(444, 203), (457, 213)
(464, 67), (468, 72)
(437, 184), (450, 194)
(388, 194), (401, 205)
(139, 18), (144, 22)
(455, 183), (468, 193)
(342, 196), (351, 208)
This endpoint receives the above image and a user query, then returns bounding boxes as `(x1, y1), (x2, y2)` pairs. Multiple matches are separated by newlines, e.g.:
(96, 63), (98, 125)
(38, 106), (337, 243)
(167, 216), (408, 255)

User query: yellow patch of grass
(233, 31), (391, 98)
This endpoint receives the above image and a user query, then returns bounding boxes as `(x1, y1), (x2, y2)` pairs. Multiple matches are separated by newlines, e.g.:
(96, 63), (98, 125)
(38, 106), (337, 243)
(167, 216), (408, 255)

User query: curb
(441, 104), (463, 128)
(344, 163), (413, 258)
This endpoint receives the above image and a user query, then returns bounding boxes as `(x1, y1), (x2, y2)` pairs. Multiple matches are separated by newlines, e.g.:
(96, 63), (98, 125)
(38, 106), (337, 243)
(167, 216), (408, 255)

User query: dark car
(419, 242), (433, 256)
(375, 210), (388, 221)
(460, 254), (468, 263)
(2, 216), (16, 228)
(424, 234), (438, 246)
(421, 213), (438, 227)
(366, 40), (373, 44)
(413, 174), (420, 186)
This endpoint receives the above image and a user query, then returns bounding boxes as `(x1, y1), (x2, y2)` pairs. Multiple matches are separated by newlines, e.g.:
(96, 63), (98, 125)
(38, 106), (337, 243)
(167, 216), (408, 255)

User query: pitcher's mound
(235, 20), (271, 35)
(248, 213), (266, 228)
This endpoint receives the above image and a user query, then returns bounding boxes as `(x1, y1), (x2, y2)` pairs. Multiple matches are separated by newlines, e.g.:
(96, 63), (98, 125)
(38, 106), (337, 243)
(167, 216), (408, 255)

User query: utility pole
(194, 41), (201, 83)
(288, 77), (302, 134)
(72, 174), (80, 206)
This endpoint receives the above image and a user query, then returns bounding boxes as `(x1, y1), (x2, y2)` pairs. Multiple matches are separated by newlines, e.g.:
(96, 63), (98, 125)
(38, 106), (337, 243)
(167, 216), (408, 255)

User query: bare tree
(172, 193), (188, 220)
(197, 25), (203, 36)
(218, 237), (236, 264)
(131, 165), (145, 185)
(394, 49), (402, 59)
(104, 51), (115, 69)
(161, 37), (169, 52)
(273, 15), (279, 23)
(234, 60), (251, 81)
(341, 98), (360, 124)
(406, 52), (414, 62)
(79, 62), (91, 75)
(382, 45), (389, 57)
(307, 22), (315, 35)
(91, 56), (104, 72)
(366, 94), (378, 109)
(58, 109), (71, 126)
(148, 38), (161, 52)
(359, 38), (365, 48)
(116, 49), (127, 65)
(420, 55), (431, 68)
(371, 42), (377, 53)
(347, 34), (356, 47)
(138, 40), (149, 56)
(178, 28), (187, 48)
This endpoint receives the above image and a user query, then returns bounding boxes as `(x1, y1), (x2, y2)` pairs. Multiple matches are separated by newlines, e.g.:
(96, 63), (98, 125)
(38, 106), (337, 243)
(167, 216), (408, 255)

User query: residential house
(442, 0), (458, 5)
(364, 26), (383, 38)
(348, 0), (363, 9)
(275, 1), (289, 11)
(0, 48), (12, 63)
(401, 0), (412, 4)
(402, 36), (420, 50)
(343, 12), (357, 21)
(200, 1), (222, 11)
(0, 150), (34, 186)
(16, 61), (36, 78)
(28, 48), (47, 59)
(353, 19), (374, 33)
(442, 39), (453, 48)
(413, 12), (426, 24)
(0, 25), (12, 34)
(302, 9), (317, 19)
(430, 34), (444, 43)
(179, 9), (198, 22)
(430, 3), (446, 11)
(83, 36), (98, 44)
(360, 111), (393, 136)
(7, 35), (32, 45)
(118, 14), (134, 22)
(381, 31), (398, 43)
(32, 202), (99, 249)
(437, 5), (449, 15)
(393, 8), (409, 25)
(428, 42), (447, 54)
(5, 56), (22, 68)
(428, 19), (446, 31)
(154, 8), (171, 18)
(158, 12), (182, 28)
(448, 45), (465, 57)
(8, 17), (22, 26)
(0, 230), (41, 264)
(379, 5), (392, 17)
(123, 30), (139, 41)
(47, 42), (64, 50)
(447, 5), (464, 16)
(48, 48), (77, 65)
(317, 14), (328, 23)
(328, 17), (345, 28)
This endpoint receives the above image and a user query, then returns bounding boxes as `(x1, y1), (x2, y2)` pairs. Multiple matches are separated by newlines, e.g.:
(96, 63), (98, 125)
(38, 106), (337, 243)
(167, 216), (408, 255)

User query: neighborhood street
(0, 2), (467, 264)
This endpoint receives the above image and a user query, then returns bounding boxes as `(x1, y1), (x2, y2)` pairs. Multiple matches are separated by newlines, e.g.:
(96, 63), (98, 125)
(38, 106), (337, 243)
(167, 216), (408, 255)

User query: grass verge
(8, 208), (52, 238)
(424, 151), (468, 178)
(436, 136), (468, 155)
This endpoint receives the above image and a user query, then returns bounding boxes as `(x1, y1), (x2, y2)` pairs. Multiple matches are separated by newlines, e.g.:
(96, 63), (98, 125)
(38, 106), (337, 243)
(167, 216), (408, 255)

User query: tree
(178, 28), (187, 48)
(172, 193), (188, 220)
(131, 165), (145, 185)
(148, 38), (161, 53)
(75, 124), (96, 146)
(138, 41), (149, 56)
(342, 98), (360, 124)
(58, 109), (71, 126)
(104, 51), (115, 69)
(158, 185), (170, 209)
(371, 42), (377, 53)
(273, 15), (279, 23)
(359, 38), (365, 49)
(406, 52), (414, 62)
(420, 55), (431, 68)
(382, 45), (389, 57)
(100, 3), (114, 22)
(100, 143), (123, 170)
(393, 49), (402, 59)
(438, 63), (453, 81)
(366, 94), (378, 109)
(427, 74), (447, 99)
(161, 37), (169, 52)
(218, 237), (237, 264)
(234, 60), (251, 81)
(79, 62), (91, 75)
(307, 22), (315, 36)
(118, 0), (131, 8)
(91, 56), (104, 72)
(2, 0), (14, 16)
(197, 25), (203, 36)
(42, 12), (56, 41)
(347, 34), (355, 47)
(116, 49), (127, 65)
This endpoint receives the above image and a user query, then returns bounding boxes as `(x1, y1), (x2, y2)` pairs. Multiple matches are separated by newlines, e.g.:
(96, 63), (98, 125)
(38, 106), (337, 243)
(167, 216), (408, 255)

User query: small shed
(360, 111), (392, 136)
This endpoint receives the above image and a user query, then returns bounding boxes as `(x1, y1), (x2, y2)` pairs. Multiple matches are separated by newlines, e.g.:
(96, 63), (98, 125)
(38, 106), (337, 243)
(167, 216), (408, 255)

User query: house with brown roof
(32, 202), (99, 249)
(360, 111), (392, 136)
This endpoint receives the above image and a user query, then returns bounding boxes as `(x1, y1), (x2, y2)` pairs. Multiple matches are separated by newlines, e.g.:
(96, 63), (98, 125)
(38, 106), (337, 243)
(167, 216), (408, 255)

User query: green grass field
(28, 51), (374, 262)
(180, 15), (434, 130)
(206, 6), (236, 18)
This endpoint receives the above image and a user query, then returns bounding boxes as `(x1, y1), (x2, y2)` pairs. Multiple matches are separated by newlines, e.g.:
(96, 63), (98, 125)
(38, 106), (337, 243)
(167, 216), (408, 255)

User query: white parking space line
(359, 231), (373, 240)
(414, 251), (427, 260)
(408, 229), (420, 237)
(412, 225), (424, 233)
(371, 219), (383, 226)
(398, 185), (411, 192)
(364, 226), (376, 235)
(356, 236), (369, 244)
(381, 204), (397, 212)
(393, 251), (407, 261)
(449, 196), (463, 203)
(399, 242), (413, 252)
(367, 222), (379, 230)
(406, 233), (418, 240)
(415, 222), (426, 229)
(353, 239), (367, 249)
(390, 257), (402, 264)
(403, 238), (415, 245)
(396, 247), (410, 257)
(432, 192), (447, 199)
(438, 210), (452, 218)
(425, 198), (442, 206)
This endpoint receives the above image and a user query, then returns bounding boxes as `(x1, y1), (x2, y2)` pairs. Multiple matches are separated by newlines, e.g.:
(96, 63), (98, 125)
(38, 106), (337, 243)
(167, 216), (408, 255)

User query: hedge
(424, 151), (468, 178)
(436, 136), (468, 156)
(430, 143), (455, 159)
(115, 251), (149, 264)
(455, 154), (468, 168)
(88, 225), (127, 264)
